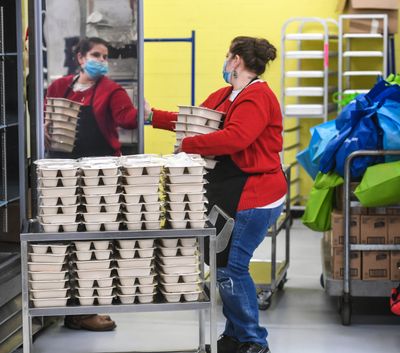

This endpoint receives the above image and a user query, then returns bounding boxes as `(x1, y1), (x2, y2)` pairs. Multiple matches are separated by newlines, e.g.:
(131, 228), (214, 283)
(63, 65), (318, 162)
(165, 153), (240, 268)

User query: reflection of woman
(45, 36), (137, 158)
(45, 37), (138, 331)
(146, 37), (286, 353)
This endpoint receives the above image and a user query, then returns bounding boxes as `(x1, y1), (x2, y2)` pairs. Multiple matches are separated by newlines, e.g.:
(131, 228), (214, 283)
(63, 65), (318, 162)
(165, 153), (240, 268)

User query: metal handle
(208, 205), (235, 254)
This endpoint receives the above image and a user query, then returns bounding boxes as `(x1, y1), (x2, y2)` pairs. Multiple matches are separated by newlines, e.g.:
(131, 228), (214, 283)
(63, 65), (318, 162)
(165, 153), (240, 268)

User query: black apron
(204, 80), (258, 267)
(48, 76), (115, 159)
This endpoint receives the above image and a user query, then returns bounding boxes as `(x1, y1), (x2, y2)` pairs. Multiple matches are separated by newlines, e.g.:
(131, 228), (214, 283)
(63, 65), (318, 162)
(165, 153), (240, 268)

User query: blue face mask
(222, 59), (232, 84)
(83, 59), (109, 79)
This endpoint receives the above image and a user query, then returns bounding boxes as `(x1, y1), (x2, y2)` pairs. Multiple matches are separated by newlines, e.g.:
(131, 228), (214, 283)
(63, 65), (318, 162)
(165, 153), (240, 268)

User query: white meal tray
(284, 104), (324, 116)
(285, 50), (324, 59)
(285, 87), (326, 97)
(343, 71), (382, 76)
(343, 51), (383, 57)
(343, 33), (383, 39)
(285, 70), (324, 78)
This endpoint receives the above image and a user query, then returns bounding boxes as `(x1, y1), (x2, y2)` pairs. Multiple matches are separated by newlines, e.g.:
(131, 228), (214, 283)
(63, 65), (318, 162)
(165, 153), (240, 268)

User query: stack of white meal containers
(157, 237), (202, 302)
(35, 159), (81, 233)
(72, 240), (115, 305)
(45, 98), (82, 153)
(175, 105), (224, 170)
(79, 157), (122, 232)
(28, 243), (70, 307)
(115, 238), (157, 304)
(121, 155), (165, 231)
(164, 153), (208, 229)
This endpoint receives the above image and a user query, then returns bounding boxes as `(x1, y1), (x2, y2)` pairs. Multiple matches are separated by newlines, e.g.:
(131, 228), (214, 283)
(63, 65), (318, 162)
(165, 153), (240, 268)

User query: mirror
(42, 0), (139, 154)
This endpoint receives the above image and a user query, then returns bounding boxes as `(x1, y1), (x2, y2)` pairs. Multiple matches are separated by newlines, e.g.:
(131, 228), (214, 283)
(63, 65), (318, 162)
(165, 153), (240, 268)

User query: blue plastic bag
(319, 78), (400, 176)
(296, 147), (319, 179)
(377, 99), (400, 162)
(309, 120), (338, 164)
(334, 109), (383, 178)
(296, 120), (338, 179)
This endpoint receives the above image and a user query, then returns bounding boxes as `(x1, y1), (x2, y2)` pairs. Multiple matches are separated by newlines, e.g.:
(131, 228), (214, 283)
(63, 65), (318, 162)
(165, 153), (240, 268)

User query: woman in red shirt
(146, 36), (287, 353)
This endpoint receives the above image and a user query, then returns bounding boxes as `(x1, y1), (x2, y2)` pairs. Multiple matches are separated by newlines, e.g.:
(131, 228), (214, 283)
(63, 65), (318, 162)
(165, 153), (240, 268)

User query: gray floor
(28, 221), (400, 353)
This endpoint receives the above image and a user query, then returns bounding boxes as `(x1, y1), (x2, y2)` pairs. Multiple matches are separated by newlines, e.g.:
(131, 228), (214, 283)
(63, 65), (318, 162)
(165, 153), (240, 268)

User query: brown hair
(74, 37), (109, 59)
(229, 36), (277, 75)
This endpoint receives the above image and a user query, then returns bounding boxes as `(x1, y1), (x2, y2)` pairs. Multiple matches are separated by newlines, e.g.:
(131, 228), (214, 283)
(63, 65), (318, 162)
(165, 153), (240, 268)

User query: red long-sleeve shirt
(46, 75), (138, 155)
(152, 81), (287, 210)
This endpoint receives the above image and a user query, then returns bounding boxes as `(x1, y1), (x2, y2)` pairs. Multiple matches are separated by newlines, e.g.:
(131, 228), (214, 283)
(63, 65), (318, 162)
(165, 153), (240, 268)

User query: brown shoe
(64, 315), (116, 331)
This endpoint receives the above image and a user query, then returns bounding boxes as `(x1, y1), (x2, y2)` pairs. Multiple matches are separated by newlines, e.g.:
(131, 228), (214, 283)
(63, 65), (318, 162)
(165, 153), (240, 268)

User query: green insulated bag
(302, 172), (344, 232)
(354, 160), (400, 207)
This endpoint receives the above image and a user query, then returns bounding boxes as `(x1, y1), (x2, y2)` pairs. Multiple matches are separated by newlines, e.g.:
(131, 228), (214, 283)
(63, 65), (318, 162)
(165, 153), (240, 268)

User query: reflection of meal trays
(50, 141), (74, 153)
(45, 118), (78, 131)
(46, 98), (82, 153)
(48, 127), (76, 139)
(46, 97), (83, 110)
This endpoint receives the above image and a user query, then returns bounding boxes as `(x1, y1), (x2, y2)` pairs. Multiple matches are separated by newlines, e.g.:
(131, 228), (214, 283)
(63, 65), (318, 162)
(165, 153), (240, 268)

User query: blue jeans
(217, 205), (283, 347)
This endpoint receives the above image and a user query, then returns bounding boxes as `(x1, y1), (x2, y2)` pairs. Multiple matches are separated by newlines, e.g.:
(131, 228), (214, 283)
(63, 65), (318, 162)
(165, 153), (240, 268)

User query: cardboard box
(360, 215), (387, 244)
(331, 210), (360, 246)
(332, 247), (361, 279)
(387, 207), (400, 215)
(337, 0), (399, 34)
(390, 251), (400, 281)
(362, 251), (390, 280)
(388, 216), (400, 244)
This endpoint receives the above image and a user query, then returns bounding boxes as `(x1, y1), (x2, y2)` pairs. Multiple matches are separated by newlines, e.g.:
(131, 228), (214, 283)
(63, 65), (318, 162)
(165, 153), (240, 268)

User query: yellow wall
(143, 0), (399, 202)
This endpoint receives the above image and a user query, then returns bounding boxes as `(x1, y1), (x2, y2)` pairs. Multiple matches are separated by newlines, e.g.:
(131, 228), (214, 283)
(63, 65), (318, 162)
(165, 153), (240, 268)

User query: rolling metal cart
(256, 166), (292, 310)
(20, 220), (218, 353)
(322, 150), (400, 325)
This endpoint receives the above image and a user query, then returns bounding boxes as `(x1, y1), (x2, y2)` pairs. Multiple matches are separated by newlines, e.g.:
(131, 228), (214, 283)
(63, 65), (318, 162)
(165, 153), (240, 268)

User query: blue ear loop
(83, 59), (109, 79)
(222, 59), (232, 84)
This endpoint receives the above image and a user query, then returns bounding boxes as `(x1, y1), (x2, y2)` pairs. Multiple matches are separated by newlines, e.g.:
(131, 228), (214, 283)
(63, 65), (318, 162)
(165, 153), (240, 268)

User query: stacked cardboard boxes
(331, 210), (361, 279)
(330, 208), (400, 280)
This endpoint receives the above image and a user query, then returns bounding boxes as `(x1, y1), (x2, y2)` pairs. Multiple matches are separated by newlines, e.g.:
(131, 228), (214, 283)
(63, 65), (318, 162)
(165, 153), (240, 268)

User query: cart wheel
(257, 290), (272, 311)
(277, 273), (287, 290)
(320, 273), (325, 289)
(340, 296), (352, 326)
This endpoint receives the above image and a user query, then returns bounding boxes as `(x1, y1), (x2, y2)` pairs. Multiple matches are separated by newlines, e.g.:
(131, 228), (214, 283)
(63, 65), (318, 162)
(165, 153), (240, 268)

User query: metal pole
(0, 5), (7, 232)
(137, 0), (144, 153)
(338, 16), (343, 111)
(271, 224), (277, 289)
(16, 0), (26, 227)
(343, 153), (352, 296)
(198, 236), (205, 351)
(285, 166), (291, 268)
(21, 238), (31, 353)
(34, 0), (44, 159)
(383, 15), (388, 77)
(209, 231), (217, 353)
(191, 30), (195, 105)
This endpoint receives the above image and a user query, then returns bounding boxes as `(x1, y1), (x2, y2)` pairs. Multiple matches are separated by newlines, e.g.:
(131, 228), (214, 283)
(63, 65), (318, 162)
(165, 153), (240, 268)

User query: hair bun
(230, 36), (277, 75)
(255, 38), (276, 63)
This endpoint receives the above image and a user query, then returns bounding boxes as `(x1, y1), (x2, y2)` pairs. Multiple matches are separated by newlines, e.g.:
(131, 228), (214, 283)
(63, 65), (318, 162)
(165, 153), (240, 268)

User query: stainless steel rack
(20, 221), (217, 353)
(280, 17), (338, 207)
(322, 150), (400, 325)
(338, 14), (388, 101)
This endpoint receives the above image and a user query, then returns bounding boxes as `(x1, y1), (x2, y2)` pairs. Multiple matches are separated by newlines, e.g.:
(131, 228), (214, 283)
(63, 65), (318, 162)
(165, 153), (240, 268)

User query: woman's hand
(144, 99), (152, 122)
